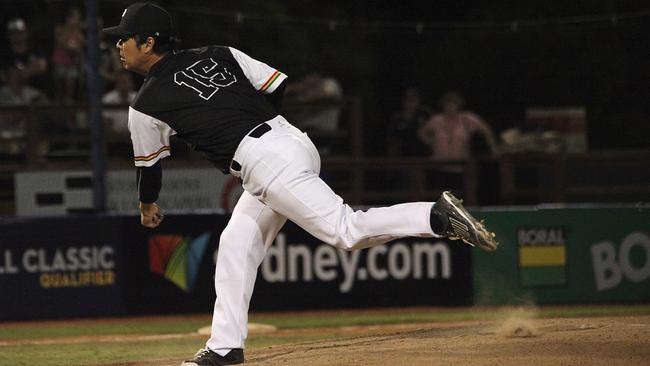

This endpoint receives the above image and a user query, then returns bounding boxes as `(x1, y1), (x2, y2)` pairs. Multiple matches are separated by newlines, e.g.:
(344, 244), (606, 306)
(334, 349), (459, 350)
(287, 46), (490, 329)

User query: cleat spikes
(432, 191), (498, 252)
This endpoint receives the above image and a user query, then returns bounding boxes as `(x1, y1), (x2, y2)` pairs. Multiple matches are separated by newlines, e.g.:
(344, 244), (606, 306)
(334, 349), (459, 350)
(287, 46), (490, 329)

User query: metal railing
(2, 103), (650, 216)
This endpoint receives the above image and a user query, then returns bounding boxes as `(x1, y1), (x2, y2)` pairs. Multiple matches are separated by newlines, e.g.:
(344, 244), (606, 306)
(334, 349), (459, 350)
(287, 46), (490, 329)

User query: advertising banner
(120, 214), (473, 314)
(472, 207), (650, 304)
(14, 169), (242, 216)
(0, 216), (124, 320)
(252, 223), (472, 310)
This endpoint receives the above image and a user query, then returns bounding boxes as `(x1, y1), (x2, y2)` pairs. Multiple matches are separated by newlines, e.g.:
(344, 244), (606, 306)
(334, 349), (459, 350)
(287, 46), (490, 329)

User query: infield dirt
(81, 314), (650, 366)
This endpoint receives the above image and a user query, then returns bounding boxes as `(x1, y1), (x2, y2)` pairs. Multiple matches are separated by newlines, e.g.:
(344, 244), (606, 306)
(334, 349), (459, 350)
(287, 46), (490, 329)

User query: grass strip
(2, 304), (649, 341)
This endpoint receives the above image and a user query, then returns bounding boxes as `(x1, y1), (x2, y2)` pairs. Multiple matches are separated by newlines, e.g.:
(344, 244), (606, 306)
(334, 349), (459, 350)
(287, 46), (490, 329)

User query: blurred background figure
(52, 7), (85, 104)
(97, 19), (124, 88)
(0, 65), (47, 106)
(418, 91), (499, 192)
(419, 91), (498, 162)
(102, 71), (135, 134)
(102, 71), (136, 157)
(0, 18), (48, 92)
(386, 87), (431, 157)
(0, 65), (48, 156)
(285, 71), (343, 155)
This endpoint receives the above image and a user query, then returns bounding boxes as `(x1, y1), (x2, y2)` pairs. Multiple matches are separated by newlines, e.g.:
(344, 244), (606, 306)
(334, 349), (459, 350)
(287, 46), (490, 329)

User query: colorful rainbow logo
(148, 233), (211, 292)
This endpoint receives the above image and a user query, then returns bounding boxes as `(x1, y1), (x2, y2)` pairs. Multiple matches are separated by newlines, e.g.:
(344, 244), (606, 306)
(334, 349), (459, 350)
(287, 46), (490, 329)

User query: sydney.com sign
(261, 234), (454, 293)
(247, 221), (472, 310)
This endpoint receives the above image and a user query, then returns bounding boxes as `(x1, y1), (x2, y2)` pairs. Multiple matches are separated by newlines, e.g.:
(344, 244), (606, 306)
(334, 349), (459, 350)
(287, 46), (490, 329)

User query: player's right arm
(137, 161), (163, 228)
(128, 106), (176, 228)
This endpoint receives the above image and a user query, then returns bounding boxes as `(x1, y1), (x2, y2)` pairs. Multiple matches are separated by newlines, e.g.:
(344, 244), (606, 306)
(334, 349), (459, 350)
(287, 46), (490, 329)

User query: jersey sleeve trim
(128, 106), (175, 168)
(228, 47), (287, 94)
(134, 145), (171, 162)
(260, 70), (286, 93)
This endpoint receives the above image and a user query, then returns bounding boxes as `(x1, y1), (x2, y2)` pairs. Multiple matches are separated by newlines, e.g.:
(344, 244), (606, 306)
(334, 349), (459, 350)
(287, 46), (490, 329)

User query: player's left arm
(264, 81), (286, 112)
(228, 47), (287, 112)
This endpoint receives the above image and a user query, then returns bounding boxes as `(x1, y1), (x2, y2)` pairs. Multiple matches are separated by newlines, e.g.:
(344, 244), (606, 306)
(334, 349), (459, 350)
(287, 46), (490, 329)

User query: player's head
(103, 2), (175, 74)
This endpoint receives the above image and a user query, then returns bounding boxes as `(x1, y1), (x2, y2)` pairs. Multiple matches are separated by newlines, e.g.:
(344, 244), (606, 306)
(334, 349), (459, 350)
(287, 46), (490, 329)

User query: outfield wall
(1, 206), (648, 320)
(472, 206), (650, 305)
(0, 213), (471, 321)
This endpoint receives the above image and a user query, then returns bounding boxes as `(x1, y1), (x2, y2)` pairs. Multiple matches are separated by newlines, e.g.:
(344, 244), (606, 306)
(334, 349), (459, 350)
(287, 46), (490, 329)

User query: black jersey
(128, 45), (287, 172)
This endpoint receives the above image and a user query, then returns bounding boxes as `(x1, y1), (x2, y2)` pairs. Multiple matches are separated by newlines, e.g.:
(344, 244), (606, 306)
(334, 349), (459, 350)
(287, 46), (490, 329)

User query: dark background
(1, 0), (649, 155)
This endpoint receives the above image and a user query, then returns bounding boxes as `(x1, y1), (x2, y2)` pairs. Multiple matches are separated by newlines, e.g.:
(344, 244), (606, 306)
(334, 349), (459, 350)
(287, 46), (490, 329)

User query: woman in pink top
(52, 7), (85, 103)
(419, 91), (498, 163)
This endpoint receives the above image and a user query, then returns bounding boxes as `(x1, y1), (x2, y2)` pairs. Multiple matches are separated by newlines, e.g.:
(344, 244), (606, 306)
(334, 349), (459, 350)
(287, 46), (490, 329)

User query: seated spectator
(285, 72), (343, 132)
(419, 91), (498, 162)
(52, 7), (85, 103)
(0, 18), (48, 92)
(0, 65), (48, 156)
(0, 65), (48, 106)
(386, 87), (431, 157)
(102, 71), (136, 133)
(284, 72), (343, 155)
(98, 19), (123, 87)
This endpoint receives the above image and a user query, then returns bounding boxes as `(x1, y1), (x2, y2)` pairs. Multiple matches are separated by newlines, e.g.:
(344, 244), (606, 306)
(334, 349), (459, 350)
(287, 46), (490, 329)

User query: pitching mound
(102, 314), (649, 366)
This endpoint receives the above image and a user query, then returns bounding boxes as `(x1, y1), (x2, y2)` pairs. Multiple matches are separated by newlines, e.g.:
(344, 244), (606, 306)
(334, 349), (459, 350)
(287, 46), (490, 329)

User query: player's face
(116, 36), (148, 74)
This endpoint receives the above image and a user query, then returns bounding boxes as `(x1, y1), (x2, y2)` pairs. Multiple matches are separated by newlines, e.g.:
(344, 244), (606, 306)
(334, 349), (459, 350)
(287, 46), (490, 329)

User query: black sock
(429, 207), (444, 234)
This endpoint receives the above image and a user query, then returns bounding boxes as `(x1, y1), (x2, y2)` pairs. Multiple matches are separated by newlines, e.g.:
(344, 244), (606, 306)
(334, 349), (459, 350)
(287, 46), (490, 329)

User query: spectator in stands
(52, 7), (85, 103)
(0, 65), (48, 156)
(0, 18), (48, 92)
(284, 72), (343, 155)
(102, 71), (136, 133)
(418, 91), (499, 192)
(419, 91), (498, 162)
(98, 19), (123, 87)
(386, 87), (431, 157)
(0, 65), (48, 106)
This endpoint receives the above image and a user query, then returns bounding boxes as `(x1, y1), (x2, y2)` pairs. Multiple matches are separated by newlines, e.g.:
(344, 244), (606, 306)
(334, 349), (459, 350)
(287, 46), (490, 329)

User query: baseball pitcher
(103, 3), (497, 365)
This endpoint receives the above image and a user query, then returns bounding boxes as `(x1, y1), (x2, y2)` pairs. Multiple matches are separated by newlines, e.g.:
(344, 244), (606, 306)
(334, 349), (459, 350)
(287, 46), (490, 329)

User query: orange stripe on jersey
(134, 146), (171, 162)
(260, 71), (280, 92)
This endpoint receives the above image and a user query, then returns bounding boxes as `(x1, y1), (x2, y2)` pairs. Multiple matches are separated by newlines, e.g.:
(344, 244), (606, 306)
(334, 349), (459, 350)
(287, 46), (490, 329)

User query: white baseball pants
(207, 115), (438, 355)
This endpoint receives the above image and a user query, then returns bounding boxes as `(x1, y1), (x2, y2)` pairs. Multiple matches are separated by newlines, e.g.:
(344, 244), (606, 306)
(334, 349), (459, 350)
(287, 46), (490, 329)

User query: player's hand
(140, 202), (164, 228)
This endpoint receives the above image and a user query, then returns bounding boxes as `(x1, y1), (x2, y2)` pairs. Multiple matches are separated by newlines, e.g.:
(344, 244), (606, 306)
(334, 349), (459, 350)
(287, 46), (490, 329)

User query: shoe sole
(441, 191), (498, 251)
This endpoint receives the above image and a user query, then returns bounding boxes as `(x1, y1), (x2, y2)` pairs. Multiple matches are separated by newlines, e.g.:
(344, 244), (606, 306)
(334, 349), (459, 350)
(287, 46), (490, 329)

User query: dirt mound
(101, 315), (650, 366)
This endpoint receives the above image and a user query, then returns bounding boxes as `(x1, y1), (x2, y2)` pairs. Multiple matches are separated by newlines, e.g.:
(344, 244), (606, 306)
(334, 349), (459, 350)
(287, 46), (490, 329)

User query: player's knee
(323, 214), (366, 251)
(219, 215), (258, 248)
(325, 232), (362, 251)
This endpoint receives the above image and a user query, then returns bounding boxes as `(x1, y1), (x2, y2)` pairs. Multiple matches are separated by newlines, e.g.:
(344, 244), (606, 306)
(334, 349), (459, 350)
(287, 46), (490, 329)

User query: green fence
(472, 206), (650, 304)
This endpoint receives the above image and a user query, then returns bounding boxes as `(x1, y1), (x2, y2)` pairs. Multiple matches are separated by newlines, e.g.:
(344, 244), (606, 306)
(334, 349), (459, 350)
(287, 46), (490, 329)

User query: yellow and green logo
(518, 228), (567, 287)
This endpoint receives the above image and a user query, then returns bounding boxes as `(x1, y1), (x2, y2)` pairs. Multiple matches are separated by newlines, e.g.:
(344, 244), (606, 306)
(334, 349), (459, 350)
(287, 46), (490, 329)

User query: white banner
(15, 169), (243, 216)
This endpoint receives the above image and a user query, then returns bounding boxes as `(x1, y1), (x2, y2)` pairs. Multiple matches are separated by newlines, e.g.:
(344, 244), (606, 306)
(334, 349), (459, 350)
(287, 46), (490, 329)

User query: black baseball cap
(103, 2), (173, 38)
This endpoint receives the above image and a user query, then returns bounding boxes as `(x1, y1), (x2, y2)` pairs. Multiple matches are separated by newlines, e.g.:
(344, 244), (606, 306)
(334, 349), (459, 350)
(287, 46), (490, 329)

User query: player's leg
(237, 120), (433, 250)
(184, 190), (286, 366)
(261, 165), (434, 250)
(237, 116), (496, 251)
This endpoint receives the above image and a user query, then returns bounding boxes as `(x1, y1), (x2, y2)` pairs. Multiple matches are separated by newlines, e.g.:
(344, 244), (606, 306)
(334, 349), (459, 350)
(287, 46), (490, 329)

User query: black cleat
(431, 191), (498, 251)
(181, 348), (244, 366)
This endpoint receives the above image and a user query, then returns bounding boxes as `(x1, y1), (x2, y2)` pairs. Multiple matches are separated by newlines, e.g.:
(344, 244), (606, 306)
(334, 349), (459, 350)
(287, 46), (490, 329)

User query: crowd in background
(0, 8), (500, 166)
(0, 7), (560, 172)
(0, 9), (137, 158)
(0, 9), (129, 105)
